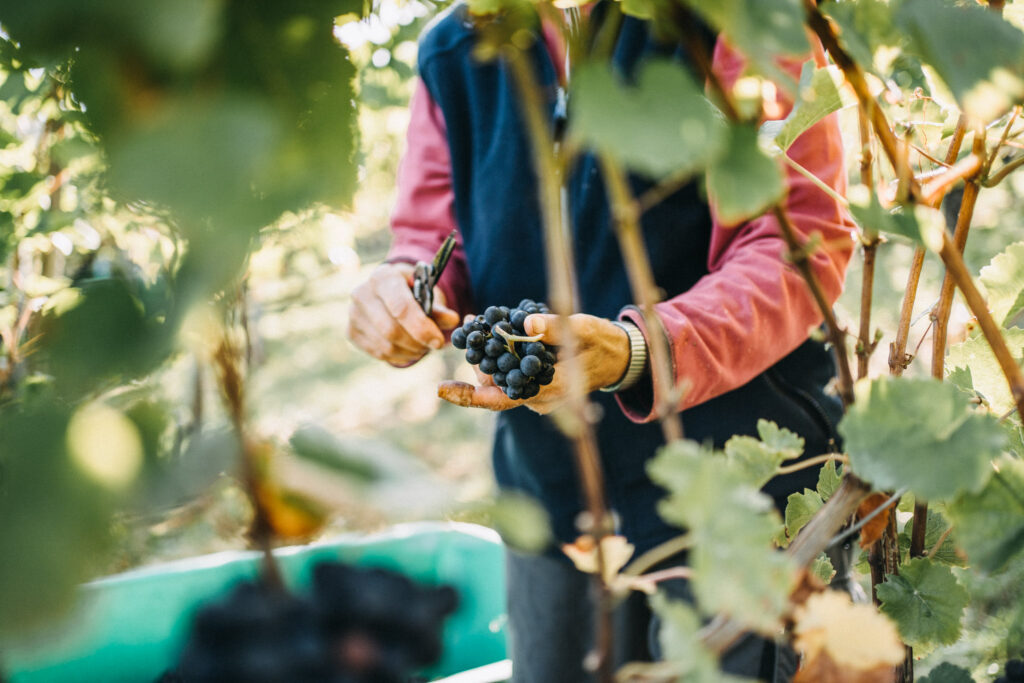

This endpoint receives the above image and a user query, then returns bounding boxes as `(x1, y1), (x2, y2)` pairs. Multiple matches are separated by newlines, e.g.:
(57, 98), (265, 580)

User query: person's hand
(438, 313), (631, 414)
(347, 262), (460, 367)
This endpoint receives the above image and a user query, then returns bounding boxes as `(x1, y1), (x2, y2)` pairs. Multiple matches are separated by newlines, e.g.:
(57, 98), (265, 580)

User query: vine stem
(773, 206), (856, 407)
(889, 115), (969, 376)
(926, 525), (954, 560)
(213, 333), (283, 591)
(857, 107), (879, 379)
(599, 154), (685, 442)
(623, 533), (692, 578)
(503, 43), (616, 682)
(937, 230), (1024, 420)
(912, 130), (987, 558)
(776, 453), (848, 476)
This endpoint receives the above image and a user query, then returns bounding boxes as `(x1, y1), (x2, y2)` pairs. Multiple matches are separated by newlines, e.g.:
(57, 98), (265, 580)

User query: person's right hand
(347, 262), (460, 367)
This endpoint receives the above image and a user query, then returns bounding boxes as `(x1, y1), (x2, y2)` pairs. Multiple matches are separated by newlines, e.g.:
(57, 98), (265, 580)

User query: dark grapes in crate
(158, 562), (458, 683)
(451, 299), (558, 400)
(996, 658), (1024, 683)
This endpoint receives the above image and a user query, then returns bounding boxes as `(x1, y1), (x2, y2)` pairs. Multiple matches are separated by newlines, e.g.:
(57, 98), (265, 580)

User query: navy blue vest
(418, 5), (843, 552)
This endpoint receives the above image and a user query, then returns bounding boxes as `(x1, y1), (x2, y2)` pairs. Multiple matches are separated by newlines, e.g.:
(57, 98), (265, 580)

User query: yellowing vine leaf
(562, 535), (635, 586)
(856, 492), (894, 550)
(793, 591), (904, 681)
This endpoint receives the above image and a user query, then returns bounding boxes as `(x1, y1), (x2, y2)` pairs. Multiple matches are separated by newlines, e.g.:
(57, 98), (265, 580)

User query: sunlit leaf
(562, 535), (634, 586)
(839, 377), (1005, 501)
(570, 60), (726, 179)
(768, 62), (851, 152)
(948, 456), (1024, 573)
(946, 328), (1024, 418)
(793, 591), (904, 677)
(979, 242), (1024, 327)
(848, 191), (945, 251)
(877, 557), (968, 648)
(820, 0), (902, 75)
(707, 124), (784, 226)
(896, 0), (1024, 119)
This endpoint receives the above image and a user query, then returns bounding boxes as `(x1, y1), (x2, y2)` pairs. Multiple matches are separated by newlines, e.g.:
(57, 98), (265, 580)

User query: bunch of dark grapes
(996, 658), (1024, 683)
(158, 562), (457, 683)
(450, 299), (558, 400)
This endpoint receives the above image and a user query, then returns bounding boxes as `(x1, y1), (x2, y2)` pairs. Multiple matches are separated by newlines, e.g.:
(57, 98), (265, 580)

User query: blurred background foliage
(3, 0), (1024, 680)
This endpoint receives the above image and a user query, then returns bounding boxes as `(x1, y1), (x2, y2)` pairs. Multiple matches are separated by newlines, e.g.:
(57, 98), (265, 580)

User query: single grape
(521, 383), (540, 399)
(497, 353), (519, 374)
(451, 328), (467, 350)
(510, 309), (528, 331)
(518, 298), (534, 310)
(493, 372), (507, 386)
(466, 348), (485, 364)
(479, 357), (498, 375)
(520, 355), (542, 377)
(484, 306), (506, 325)
(484, 337), (506, 357)
(493, 321), (514, 336)
(537, 366), (555, 386)
(506, 386), (523, 400)
(524, 341), (546, 357)
(506, 369), (526, 388)
(466, 330), (485, 349)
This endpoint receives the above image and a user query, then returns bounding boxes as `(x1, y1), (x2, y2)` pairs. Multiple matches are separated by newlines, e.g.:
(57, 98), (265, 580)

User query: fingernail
(528, 316), (546, 335)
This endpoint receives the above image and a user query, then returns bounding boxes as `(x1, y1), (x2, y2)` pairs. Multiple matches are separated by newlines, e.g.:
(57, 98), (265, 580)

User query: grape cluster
(158, 561), (457, 683)
(450, 299), (558, 400)
(996, 659), (1024, 683)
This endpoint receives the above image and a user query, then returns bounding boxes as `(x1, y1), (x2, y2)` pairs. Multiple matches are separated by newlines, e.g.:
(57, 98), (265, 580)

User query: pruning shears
(412, 230), (458, 316)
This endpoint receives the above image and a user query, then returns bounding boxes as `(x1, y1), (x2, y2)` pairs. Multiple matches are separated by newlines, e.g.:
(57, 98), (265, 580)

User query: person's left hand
(438, 313), (631, 414)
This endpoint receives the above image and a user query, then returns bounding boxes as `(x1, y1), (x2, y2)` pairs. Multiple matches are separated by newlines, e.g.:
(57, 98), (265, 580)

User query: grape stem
(492, 325), (544, 346)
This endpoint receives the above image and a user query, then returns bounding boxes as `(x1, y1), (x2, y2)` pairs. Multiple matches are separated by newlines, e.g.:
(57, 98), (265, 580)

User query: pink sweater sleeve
(617, 39), (855, 422)
(386, 78), (473, 318)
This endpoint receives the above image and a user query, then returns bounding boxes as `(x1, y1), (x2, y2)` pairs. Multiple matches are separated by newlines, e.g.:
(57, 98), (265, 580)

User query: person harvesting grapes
(347, 3), (855, 680)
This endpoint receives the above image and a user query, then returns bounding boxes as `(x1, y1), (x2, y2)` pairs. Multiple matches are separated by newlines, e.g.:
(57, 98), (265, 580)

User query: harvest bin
(1, 522), (508, 682)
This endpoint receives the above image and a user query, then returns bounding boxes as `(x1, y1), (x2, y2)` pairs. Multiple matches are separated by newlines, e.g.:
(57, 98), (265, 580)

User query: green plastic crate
(1, 522), (508, 682)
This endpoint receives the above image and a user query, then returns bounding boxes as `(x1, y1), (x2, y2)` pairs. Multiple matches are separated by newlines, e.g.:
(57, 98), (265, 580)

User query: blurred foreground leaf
(947, 328), (1024, 418)
(649, 440), (794, 632)
(570, 60), (725, 179)
(707, 124), (784, 226)
(978, 242), (1024, 328)
(0, 400), (115, 633)
(948, 456), (1024, 573)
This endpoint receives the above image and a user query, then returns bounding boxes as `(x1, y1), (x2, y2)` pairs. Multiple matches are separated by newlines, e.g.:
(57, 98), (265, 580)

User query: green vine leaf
(765, 62), (852, 152)
(810, 553), (835, 585)
(816, 459), (843, 502)
(783, 489), (824, 547)
(707, 124), (784, 226)
(838, 377), (1005, 501)
(979, 242), (1024, 328)
(723, 419), (803, 488)
(948, 456), (1024, 573)
(897, 509), (964, 568)
(648, 440), (794, 632)
(682, 0), (807, 90)
(570, 60), (726, 179)
(848, 191), (945, 251)
(648, 594), (746, 683)
(946, 328), (1024, 418)
(876, 558), (968, 649)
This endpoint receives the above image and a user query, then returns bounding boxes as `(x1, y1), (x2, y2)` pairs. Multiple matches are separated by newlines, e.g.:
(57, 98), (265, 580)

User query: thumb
(431, 302), (460, 331)
(524, 314), (561, 344)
